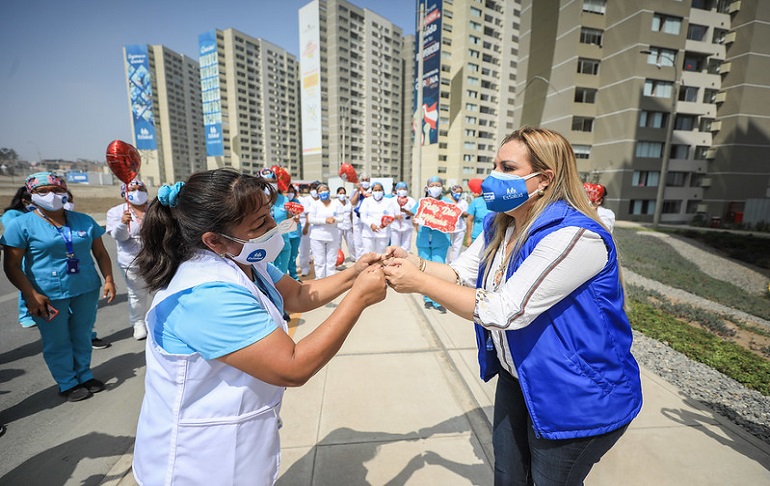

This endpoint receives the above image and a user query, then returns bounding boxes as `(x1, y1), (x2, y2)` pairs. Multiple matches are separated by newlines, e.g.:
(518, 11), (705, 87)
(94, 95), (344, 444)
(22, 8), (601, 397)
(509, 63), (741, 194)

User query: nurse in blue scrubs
(1, 172), (116, 402)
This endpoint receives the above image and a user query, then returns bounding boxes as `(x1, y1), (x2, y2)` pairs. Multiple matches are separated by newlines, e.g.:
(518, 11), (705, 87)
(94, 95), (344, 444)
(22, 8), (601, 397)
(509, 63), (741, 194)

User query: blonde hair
(482, 126), (609, 274)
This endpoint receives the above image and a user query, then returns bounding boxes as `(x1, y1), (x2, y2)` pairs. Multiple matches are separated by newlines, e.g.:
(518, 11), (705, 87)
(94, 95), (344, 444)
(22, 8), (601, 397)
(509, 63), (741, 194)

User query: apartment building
(123, 44), (206, 186)
(408, 0), (520, 192)
(199, 29), (301, 176)
(514, 0), (770, 225)
(299, 0), (404, 182)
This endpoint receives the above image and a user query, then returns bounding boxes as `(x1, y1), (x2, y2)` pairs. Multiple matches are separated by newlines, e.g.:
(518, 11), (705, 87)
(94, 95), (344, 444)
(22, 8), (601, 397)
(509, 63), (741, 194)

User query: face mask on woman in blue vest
(481, 171), (541, 214)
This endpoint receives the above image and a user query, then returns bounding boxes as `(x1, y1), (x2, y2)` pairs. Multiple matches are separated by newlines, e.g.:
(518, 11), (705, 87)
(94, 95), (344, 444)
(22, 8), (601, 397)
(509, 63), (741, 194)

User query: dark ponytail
(136, 168), (276, 291)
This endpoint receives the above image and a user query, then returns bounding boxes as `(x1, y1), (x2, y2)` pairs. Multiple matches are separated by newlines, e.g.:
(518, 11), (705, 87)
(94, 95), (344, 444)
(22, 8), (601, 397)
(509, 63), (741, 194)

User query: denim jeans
(493, 370), (628, 485)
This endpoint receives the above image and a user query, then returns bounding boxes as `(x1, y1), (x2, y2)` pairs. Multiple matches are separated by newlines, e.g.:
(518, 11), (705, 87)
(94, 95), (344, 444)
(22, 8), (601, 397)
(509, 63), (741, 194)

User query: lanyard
(126, 203), (144, 226)
(37, 209), (76, 259)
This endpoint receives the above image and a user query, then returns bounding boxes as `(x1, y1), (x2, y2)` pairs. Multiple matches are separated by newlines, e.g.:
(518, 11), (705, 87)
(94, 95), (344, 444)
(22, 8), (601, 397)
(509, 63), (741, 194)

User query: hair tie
(158, 181), (185, 207)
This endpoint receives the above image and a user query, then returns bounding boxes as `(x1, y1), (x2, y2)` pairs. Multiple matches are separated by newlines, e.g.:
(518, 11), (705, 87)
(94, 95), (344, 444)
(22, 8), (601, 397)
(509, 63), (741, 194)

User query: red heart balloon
(106, 140), (141, 184)
(335, 249), (345, 266)
(271, 165), (292, 193)
(284, 202), (304, 216)
(381, 215), (395, 227)
(339, 163), (358, 184)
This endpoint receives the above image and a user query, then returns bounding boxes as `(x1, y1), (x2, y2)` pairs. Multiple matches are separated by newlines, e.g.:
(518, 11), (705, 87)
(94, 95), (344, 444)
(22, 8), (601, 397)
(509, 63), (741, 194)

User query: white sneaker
(133, 324), (147, 340)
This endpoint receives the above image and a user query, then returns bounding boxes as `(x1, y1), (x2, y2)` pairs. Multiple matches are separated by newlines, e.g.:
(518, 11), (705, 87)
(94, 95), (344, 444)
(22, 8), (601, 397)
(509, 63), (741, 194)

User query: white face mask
(127, 190), (149, 206)
(360, 181), (371, 189)
(63, 202), (75, 211)
(337, 194), (347, 201)
(372, 191), (384, 201)
(428, 186), (443, 198)
(310, 189), (318, 198)
(287, 192), (295, 200)
(222, 225), (285, 265)
(397, 189), (408, 197)
(32, 192), (67, 211)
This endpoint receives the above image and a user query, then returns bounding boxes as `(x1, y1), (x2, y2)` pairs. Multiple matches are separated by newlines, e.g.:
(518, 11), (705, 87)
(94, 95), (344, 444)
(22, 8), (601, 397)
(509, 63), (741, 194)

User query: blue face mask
(481, 171), (541, 213)
(451, 192), (462, 201)
(319, 191), (330, 201)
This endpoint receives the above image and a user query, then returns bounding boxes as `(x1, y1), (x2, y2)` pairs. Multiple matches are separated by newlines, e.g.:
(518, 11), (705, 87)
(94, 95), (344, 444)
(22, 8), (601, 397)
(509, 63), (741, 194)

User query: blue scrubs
(153, 263), (286, 357)
(270, 194), (293, 274)
(2, 208), (35, 327)
(286, 196), (302, 280)
(467, 196), (491, 242)
(1, 211), (104, 391)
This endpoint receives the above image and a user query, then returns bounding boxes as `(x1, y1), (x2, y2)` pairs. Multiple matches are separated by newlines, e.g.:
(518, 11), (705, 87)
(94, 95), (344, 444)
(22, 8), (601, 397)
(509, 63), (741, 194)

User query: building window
(573, 144), (591, 159)
(674, 115), (697, 131)
(670, 144), (690, 159)
(470, 6), (482, 17)
(703, 88), (718, 104)
(639, 111), (668, 128)
(662, 200), (682, 214)
(632, 170), (660, 187)
(572, 116), (594, 132)
(577, 58), (600, 75)
(712, 28), (728, 44)
(464, 141), (476, 150)
(687, 24), (708, 41)
(651, 13), (682, 35)
(646, 47), (676, 67)
(699, 118), (713, 132)
(690, 173), (705, 187)
(574, 87), (597, 103)
(582, 0), (606, 15)
(686, 200), (701, 214)
(644, 79), (673, 98)
(580, 27), (603, 46)
(666, 171), (687, 187)
(678, 86), (699, 102)
(694, 146), (711, 160)
(629, 200), (656, 215)
(636, 142), (664, 158)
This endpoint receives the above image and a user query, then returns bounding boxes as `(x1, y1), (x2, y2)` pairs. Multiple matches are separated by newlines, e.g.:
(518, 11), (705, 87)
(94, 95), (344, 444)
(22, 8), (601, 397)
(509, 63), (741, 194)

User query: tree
(0, 148), (19, 162)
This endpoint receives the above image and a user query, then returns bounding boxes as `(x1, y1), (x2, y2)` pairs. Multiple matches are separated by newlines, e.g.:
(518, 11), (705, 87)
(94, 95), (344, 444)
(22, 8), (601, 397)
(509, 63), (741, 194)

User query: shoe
(0, 424), (5, 437)
(91, 338), (111, 349)
(435, 305), (447, 314)
(81, 378), (105, 393)
(133, 324), (147, 340)
(424, 301), (433, 309)
(59, 385), (92, 402)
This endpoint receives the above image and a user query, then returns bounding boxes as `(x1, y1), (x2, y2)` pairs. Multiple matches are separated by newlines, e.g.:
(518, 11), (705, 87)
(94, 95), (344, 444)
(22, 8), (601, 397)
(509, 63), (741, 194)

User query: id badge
(66, 258), (80, 274)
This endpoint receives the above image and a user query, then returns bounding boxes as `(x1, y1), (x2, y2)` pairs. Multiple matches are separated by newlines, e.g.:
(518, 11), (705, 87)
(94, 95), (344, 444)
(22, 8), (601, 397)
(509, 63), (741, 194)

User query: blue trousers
(417, 244), (448, 306)
(493, 370), (628, 485)
(287, 237), (301, 279)
(273, 239), (293, 275)
(33, 289), (100, 392)
(18, 293), (35, 327)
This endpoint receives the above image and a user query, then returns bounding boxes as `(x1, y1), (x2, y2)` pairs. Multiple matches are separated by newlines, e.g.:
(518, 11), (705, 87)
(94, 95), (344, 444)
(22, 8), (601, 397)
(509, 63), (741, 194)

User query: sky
(0, 0), (416, 163)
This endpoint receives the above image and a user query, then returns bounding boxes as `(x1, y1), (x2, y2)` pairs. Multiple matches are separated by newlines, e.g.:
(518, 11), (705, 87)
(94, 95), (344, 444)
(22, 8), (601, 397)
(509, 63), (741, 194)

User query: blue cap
(395, 181), (407, 190)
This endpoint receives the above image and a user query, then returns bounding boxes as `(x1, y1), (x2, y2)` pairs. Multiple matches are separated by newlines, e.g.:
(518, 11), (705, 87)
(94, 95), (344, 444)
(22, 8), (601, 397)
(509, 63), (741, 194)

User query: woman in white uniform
(132, 169), (386, 485)
(358, 182), (400, 254)
(307, 183), (343, 278)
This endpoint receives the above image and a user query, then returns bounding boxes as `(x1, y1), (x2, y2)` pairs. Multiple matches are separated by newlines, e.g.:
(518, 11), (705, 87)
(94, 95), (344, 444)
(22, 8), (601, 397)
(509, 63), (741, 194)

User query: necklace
(492, 227), (517, 290)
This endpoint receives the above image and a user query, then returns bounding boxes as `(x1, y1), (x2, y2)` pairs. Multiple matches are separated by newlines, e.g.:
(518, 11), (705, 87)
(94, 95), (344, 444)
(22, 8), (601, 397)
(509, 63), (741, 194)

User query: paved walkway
(105, 287), (770, 485)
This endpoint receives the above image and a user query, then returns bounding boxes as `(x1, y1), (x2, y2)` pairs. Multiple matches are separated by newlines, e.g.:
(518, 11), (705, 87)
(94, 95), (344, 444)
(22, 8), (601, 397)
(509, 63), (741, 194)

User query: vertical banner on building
(299, 2), (323, 156)
(125, 45), (157, 150)
(414, 0), (442, 146)
(199, 30), (224, 157)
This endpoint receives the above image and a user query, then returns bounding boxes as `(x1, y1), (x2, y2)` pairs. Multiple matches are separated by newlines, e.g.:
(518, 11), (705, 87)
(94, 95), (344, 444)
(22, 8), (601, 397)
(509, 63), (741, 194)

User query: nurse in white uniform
(132, 169), (386, 486)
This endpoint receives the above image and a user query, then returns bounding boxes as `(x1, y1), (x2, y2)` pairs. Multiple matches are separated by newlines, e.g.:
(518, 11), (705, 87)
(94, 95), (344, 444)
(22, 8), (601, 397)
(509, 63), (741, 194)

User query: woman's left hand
(382, 258), (423, 294)
(103, 280), (116, 303)
(353, 252), (382, 274)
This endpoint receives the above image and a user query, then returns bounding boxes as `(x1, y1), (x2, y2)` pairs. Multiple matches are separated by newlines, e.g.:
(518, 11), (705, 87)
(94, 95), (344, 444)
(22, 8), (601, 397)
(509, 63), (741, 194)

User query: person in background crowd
(359, 181), (399, 254)
(350, 173), (371, 261)
(390, 181), (416, 252)
(336, 187), (355, 262)
(1, 172), (116, 402)
(285, 184), (302, 280)
(382, 127), (641, 484)
(465, 178), (490, 247)
(414, 176), (451, 313)
(106, 178), (151, 340)
(260, 168), (293, 275)
(584, 182), (616, 233)
(448, 184), (469, 263)
(2, 186), (36, 328)
(308, 183), (342, 279)
(131, 168), (386, 485)
(298, 181), (320, 277)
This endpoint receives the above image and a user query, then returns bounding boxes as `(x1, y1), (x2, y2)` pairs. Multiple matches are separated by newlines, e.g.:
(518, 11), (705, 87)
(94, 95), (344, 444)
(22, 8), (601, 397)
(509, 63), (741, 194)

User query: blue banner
(414, 0), (442, 145)
(199, 31), (223, 157)
(66, 172), (89, 183)
(125, 45), (157, 150)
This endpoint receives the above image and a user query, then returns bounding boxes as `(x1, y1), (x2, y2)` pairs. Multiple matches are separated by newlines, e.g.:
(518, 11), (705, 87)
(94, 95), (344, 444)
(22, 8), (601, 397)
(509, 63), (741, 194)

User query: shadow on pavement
(0, 431), (134, 486)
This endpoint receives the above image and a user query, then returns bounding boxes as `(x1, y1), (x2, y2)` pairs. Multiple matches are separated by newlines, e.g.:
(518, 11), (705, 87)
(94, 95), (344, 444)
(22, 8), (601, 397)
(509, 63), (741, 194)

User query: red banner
(414, 198), (463, 233)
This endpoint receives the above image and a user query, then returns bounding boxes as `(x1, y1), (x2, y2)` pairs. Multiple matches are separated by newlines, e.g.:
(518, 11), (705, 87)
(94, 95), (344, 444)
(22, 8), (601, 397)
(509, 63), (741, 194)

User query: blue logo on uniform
(247, 249), (267, 262)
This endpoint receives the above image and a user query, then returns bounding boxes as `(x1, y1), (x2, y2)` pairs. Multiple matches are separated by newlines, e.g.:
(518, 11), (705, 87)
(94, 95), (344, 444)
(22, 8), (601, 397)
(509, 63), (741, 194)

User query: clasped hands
(348, 247), (426, 300)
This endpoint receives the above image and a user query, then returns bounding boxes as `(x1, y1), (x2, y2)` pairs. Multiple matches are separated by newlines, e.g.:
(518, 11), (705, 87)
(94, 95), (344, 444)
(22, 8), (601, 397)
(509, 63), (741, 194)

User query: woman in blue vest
(131, 169), (386, 485)
(414, 176), (451, 313)
(382, 127), (642, 485)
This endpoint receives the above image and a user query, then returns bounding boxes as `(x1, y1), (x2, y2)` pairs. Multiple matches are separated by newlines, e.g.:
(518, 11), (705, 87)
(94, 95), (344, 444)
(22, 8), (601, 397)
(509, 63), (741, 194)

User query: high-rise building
(299, 0), (404, 182)
(408, 0), (521, 193)
(123, 44), (206, 186)
(513, 0), (770, 225)
(199, 28), (301, 176)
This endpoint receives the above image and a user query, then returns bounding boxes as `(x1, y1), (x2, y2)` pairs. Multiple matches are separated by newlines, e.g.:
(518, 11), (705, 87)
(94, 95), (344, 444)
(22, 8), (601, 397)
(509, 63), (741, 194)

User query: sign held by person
(414, 197), (463, 233)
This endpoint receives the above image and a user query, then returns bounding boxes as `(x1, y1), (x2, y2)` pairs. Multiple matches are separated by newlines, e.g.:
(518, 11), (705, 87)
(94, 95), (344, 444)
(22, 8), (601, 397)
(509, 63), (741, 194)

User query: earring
(537, 189), (545, 197)
(218, 252), (227, 258)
